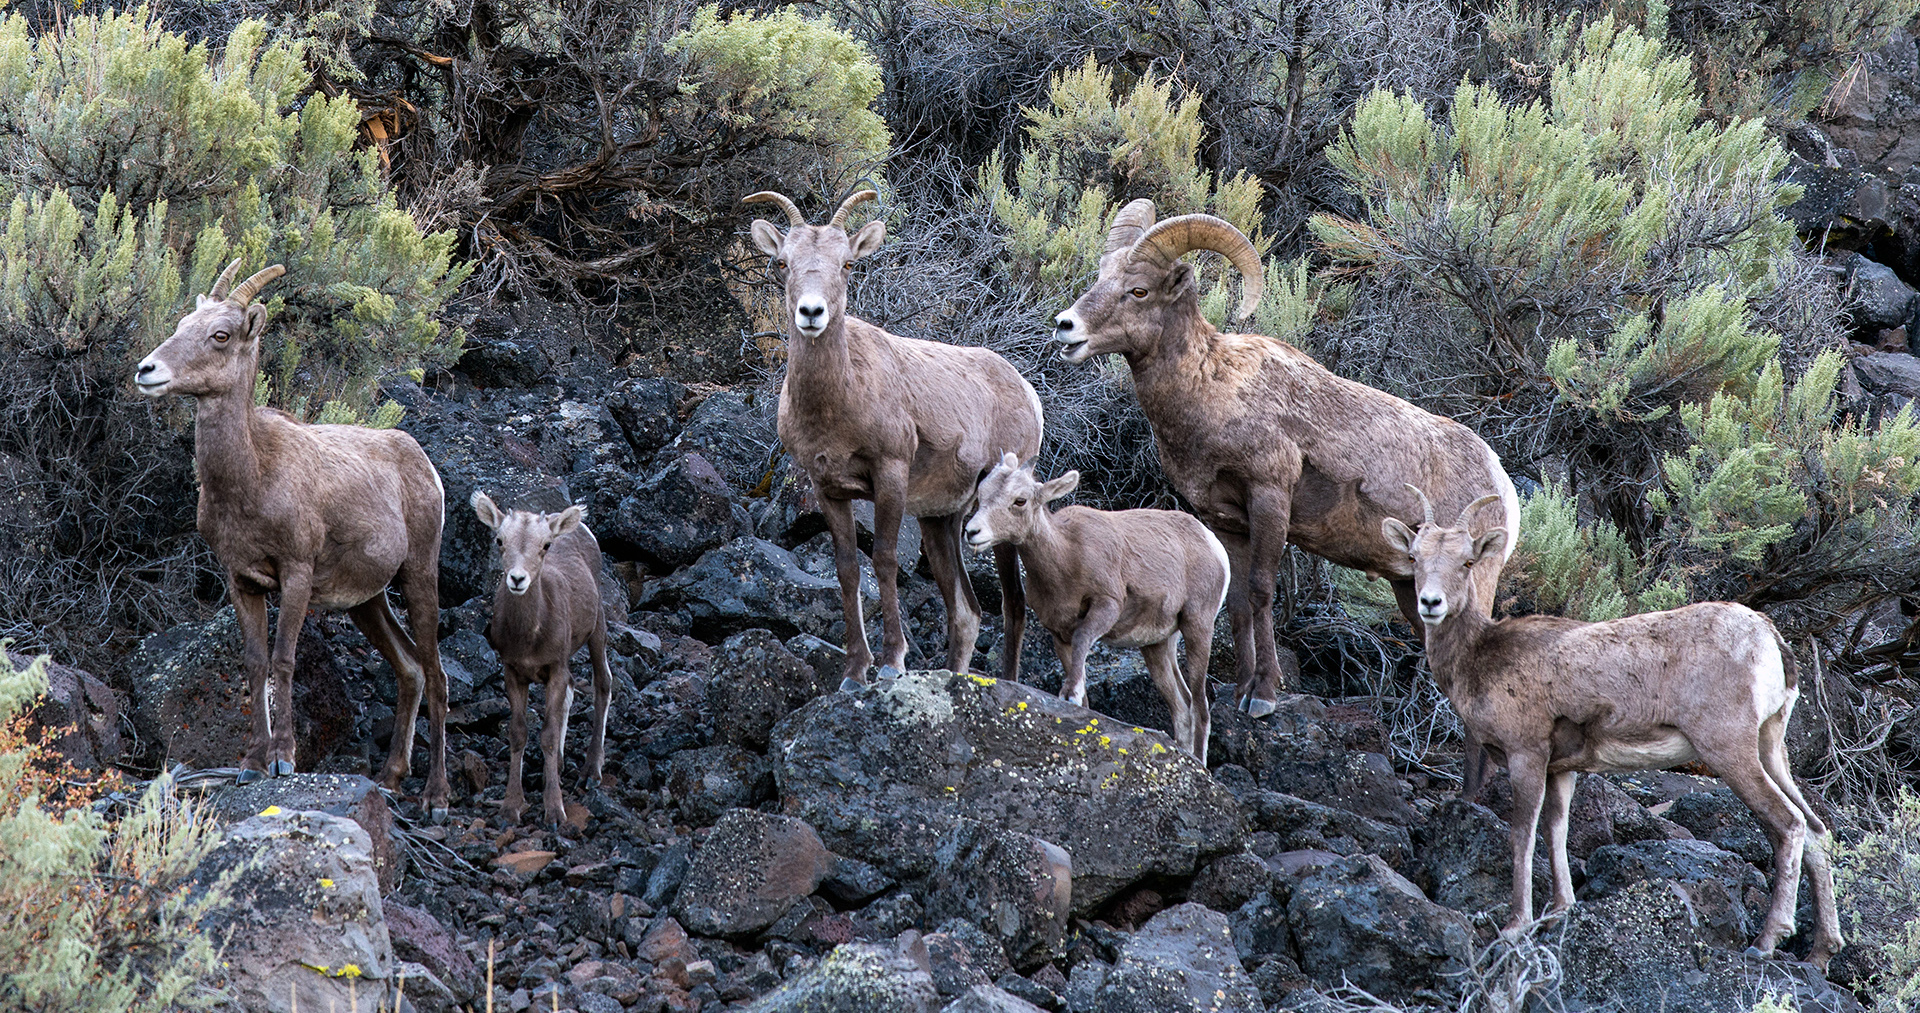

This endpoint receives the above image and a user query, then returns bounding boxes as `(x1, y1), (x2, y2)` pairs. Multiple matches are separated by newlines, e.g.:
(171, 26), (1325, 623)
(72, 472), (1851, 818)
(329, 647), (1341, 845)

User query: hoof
(235, 768), (266, 786)
(267, 759), (296, 778)
(838, 676), (868, 693)
(1245, 697), (1277, 718)
(428, 806), (450, 826)
(1743, 945), (1772, 960)
(877, 665), (902, 681)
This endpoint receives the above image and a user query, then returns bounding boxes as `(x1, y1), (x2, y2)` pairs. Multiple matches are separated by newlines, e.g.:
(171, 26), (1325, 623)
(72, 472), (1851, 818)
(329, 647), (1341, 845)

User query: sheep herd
(132, 191), (1842, 968)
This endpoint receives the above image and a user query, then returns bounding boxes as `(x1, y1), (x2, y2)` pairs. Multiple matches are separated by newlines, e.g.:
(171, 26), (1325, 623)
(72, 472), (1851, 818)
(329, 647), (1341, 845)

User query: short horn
(1131, 214), (1265, 320)
(1458, 493), (1504, 528)
(228, 264), (286, 306)
(208, 258), (243, 300)
(744, 191), (806, 227)
(829, 189), (878, 229)
(1104, 198), (1158, 256)
(1403, 483), (1436, 527)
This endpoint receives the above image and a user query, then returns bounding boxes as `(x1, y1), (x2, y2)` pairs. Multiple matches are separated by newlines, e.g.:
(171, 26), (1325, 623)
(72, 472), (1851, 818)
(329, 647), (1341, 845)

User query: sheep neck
(493, 572), (550, 647)
(1006, 508), (1070, 575)
(191, 373), (265, 509)
(783, 317), (855, 395)
(1422, 583), (1496, 697)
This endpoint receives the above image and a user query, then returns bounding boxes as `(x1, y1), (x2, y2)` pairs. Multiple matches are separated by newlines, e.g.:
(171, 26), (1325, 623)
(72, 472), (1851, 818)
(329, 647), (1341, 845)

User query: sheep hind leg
(1216, 530), (1261, 715)
(1711, 728), (1809, 959)
(920, 514), (981, 674)
(1140, 639), (1194, 758)
(1759, 712), (1843, 967)
(585, 620), (613, 788)
(350, 594), (423, 792)
(1180, 609), (1216, 767)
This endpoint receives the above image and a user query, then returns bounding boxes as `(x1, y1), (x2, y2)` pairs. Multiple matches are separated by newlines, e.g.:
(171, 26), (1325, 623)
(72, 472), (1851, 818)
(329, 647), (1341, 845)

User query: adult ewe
(746, 189), (1043, 687)
(1053, 200), (1518, 727)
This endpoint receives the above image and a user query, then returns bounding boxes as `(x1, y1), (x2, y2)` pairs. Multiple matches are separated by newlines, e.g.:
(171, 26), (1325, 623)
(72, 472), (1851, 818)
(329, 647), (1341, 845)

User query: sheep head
(744, 189), (884, 342)
(1381, 485), (1507, 626)
(473, 491), (585, 597)
(135, 258), (286, 399)
(1053, 199), (1265, 363)
(964, 451), (1079, 550)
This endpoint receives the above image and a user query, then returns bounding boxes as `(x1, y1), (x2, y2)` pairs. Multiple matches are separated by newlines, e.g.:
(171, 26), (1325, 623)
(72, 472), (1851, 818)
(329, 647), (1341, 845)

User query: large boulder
(640, 537), (869, 642)
(771, 670), (1244, 915)
(606, 375), (687, 460)
(676, 810), (835, 938)
(746, 937), (941, 1013)
(1284, 854), (1474, 999)
(1841, 252), (1920, 331)
(1580, 839), (1768, 950)
(1094, 903), (1263, 1013)
(9, 650), (122, 770)
(207, 774), (404, 892)
(1236, 786), (1414, 873)
(706, 629), (836, 750)
(664, 746), (774, 826)
(655, 389), (777, 493)
(1414, 798), (1550, 917)
(607, 452), (744, 570)
(919, 821), (1073, 969)
(1662, 788), (1775, 867)
(1209, 697), (1414, 824)
(1852, 351), (1920, 400)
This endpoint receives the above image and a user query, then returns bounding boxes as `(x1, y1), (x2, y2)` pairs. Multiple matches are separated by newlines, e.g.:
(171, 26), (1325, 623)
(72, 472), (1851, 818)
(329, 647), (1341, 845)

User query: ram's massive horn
(828, 189), (878, 229)
(209, 258), (243, 301)
(1130, 214), (1265, 320)
(744, 191), (807, 227)
(1104, 198), (1158, 256)
(229, 265), (287, 307)
(1404, 483), (1437, 528)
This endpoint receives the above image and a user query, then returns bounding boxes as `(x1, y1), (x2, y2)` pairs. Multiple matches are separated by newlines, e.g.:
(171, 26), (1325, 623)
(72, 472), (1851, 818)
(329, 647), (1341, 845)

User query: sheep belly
(1103, 619), (1179, 650)
(1584, 730), (1699, 772)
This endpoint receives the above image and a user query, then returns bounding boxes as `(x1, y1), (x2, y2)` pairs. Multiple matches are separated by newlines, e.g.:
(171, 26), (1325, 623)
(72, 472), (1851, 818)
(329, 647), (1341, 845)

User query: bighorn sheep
(134, 260), (451, 816)
(1053, 200), (1519, 733)
(746, 189), (1044, 687)
(472, 493), (614, 829)
(1382, 487), (1844, 968)
(965, 453), (1228, 763)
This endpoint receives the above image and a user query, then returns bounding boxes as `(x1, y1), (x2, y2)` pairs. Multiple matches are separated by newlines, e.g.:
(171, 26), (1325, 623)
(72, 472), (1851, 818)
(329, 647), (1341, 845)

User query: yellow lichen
(259, 805), (282, 816)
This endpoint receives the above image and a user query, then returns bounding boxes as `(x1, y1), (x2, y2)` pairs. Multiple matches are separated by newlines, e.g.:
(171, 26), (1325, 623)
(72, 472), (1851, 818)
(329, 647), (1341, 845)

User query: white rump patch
(1201, 526), (1231, 618)
(1749, 631), (1791, 721)
(1483, 442), (1522, 562)
(1021, 376), (1045, 441)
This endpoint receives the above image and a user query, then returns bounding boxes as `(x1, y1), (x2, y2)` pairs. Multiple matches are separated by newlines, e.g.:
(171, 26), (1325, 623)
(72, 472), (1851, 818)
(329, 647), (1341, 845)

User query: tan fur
(1055, 201), (1518, 735)
(135, 265), (450, 813)
(966, 454), (1227, 763)
(749, 193), (1043, 685)
(473, 496), (614, 829)
(1383, 497), (1844, 968)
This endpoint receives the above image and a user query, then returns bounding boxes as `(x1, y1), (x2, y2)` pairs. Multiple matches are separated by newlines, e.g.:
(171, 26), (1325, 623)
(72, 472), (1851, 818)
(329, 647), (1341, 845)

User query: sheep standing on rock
(1382, 485), (1844, 968)
(745, 189), (1044, 688)
(1053, 200), (1519, 734)
(134, 259), (451, 817)
(472, 493), (614, 829)
(965, 453), (1228, 763)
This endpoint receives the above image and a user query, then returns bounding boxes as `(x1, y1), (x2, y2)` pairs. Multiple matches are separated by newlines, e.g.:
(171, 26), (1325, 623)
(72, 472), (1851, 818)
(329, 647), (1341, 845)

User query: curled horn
(228, 264), (286, 306)
(208, 258), (243, 301)
(744, 191), (806, 227)
(1130, 214), (1266, 320)
(1403, 483), (1436, 528)
(1458, 493), (1504, 529)
(1104, 198), (1158, 256)
(829, 189), (878, 229)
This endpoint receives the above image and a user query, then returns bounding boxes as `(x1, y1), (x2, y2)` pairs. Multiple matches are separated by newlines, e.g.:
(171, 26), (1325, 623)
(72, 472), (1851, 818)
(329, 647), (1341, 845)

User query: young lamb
(1382, 485), (1843, 968)
(473, 493), (614, 828)
(964, 453), (1229, 763)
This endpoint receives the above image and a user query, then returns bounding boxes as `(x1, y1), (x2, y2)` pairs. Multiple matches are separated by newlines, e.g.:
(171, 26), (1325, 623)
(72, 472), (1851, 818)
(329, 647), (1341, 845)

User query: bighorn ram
(746, 189), (1044, 687)
(135, 260), (450, 816)
(472, 493), (614, 829)
(1383, 487), (1843, 967)
(965, 453), (1228, 763)
(1053, 200), (1519, 733)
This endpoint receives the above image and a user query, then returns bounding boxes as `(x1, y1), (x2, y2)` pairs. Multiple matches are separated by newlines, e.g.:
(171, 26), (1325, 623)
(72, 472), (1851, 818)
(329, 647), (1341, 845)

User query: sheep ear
(245, 303), (268, 340)
(1471, 528), (1508, 563)
(750, 219), (784, 258)
(472, 492), (504, 530)
(1001, 451), (1020, 469)
(849, 220), (886, 260)
(550, 505), (585, 537)
(1381, 517), (1417, 554)
(1162, 260), (1194, 294)
(1039, 471), (1080, 502)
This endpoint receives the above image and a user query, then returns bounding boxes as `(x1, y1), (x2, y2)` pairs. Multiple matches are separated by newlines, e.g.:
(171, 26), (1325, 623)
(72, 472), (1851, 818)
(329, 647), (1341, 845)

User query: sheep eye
(212, 331), (230, 344)
(774, 258), (786, 270)
(1012, 497), (1028, 507)
(1129, 288), (1148, 298)
(843, 260), (854, 270)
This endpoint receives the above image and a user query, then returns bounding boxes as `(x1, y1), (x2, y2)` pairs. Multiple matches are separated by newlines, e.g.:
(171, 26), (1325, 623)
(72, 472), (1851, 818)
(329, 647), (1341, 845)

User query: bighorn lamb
(965, 453), (1228, 763)
(135, 260), (450, 816)
(472, 493), (614, 828)
(1054, 200), (1519, 726)
(746, 189), (1044, 687)
(1383, 486), (1844, 967)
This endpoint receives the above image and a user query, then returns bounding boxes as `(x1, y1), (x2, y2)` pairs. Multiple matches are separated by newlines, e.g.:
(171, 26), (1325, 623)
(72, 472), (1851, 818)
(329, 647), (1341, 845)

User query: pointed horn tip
(209, 257), (244, 298)
(744, 191), (807, 226)
(1402, 483), (1438, 526)
(228, 264), (287, 305)
(828, 189), (880, 228)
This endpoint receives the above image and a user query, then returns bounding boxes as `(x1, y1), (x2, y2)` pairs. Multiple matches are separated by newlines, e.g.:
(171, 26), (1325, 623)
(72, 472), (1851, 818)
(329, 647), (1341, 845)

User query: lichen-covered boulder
(745, 937), (941, 1013)
(676, 810), (834, 938)
(707, 629), (836, 750)
(919, 820), (1073, 969)
(771, 669), (1243, 916)
(208, 773), (403, 893)
(1094, 903), (1263, 1013)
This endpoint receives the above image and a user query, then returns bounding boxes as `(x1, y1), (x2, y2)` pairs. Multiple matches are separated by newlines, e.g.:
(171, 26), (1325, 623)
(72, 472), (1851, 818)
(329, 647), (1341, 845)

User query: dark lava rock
(1581, 839), (1769, 950)
(990, 972), (1059, 1011)
(1094, 903), (1262, 1013)
(920, 821), (1073, 969)
(9, 650), (122, 770)
(664, 746), (773, 828)
(607, 375), (687, 459)
(1664, 788), (1777, 867)
(1854, 351), (1920, 400)
(746, 937), (941, 1012)
(940, 984), (1046, 1013)
(676, 810), (834, 938)
(1415, 798), (1552, 917)
(1237, 788), (1414, 873)
(208, 773), (404, 893)
(384, 900), (477, 1004)
(1841, 252), (1920, 331)
(821, 854), (897, 906)
(1562, 773), (1695, 858)
(1229, 891), (1290, 966)
(640, 536), (867, 642)
(657, 389), (776, 493)
(707, 629), (836, 750)
(771, 670), (1243, 915)
(609, 452), (744, 570)
(925, 926), (997, 996)
(1188, 852), (1272, 913)
(1286, 854), (1473, 999)
(1210, 696), (1413, 824)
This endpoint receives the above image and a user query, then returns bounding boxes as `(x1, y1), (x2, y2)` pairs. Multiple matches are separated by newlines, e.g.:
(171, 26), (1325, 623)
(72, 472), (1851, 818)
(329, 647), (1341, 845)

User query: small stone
(493, 850), (559, 877)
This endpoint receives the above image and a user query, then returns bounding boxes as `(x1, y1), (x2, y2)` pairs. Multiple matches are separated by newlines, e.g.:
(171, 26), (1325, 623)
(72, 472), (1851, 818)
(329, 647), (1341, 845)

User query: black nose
(1420, 595), (1443, 609)
(137, 362), (155, 377)
(799, 304), (824, 321)
(1056, 317), (1074, 333)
